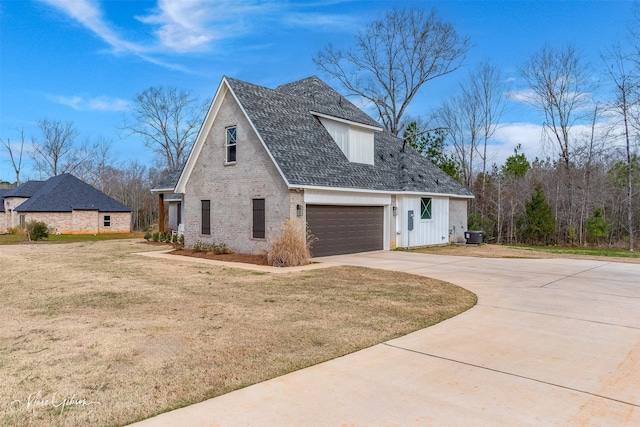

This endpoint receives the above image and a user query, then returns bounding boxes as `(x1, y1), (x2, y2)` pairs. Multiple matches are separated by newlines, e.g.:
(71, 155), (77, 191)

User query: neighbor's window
(252, 198), (265, 239)
(201, 200), (211, 235)
(19, 215), (25, 227)
(226, 126), (237, 163)
(103, 215), (111, 227)
(420, 197), (432, 220)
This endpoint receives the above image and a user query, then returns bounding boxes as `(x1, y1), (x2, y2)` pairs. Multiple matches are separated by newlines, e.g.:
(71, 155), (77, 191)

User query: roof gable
(177, 75), (472, 198)
(15, 174), (131, 212)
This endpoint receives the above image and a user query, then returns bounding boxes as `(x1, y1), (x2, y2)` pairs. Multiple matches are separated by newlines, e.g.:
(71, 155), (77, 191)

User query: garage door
(306, 205), (383, 257)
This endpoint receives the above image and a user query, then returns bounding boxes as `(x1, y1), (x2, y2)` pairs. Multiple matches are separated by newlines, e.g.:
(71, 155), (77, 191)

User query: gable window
(420, 197), (432, 220)
(226, 126), (237, 163)
(252, 198), (265, 239)
(103, 215), (111, 227)
(201, 200), (211, 235)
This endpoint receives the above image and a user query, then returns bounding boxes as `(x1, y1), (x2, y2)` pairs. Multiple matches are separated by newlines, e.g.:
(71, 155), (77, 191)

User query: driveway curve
(130, 251), (640, 426)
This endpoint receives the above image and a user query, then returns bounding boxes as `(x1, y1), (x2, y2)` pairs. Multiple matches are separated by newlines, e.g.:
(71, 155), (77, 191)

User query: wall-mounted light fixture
(392, 206), (398, 216)
(296, 204), (303, 217)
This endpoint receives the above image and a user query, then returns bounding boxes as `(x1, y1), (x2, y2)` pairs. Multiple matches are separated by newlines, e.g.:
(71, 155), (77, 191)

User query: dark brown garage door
(307, 205), (383, 257)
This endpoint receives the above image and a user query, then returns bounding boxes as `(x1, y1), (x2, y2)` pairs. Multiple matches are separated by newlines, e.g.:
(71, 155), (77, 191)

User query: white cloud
(136, 0), (216, 52)
(48, 94), (130, 111)
(281, 12), (357, 29)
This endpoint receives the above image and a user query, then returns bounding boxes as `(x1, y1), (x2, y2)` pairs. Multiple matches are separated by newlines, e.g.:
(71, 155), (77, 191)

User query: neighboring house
(1, 173), (132, 234)
(164, 75), (473, 257)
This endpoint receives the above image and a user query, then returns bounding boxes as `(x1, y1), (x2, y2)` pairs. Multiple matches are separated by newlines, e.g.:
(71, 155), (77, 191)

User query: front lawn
(0, 232), (144, 244)
(0, 239), (476, 427)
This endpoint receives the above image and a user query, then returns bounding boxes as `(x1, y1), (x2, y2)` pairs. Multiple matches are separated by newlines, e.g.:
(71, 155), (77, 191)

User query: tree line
(315, 7), (639, 250)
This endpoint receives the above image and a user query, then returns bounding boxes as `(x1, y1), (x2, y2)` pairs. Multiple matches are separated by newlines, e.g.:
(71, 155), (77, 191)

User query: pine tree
(523, 185), (556, 245)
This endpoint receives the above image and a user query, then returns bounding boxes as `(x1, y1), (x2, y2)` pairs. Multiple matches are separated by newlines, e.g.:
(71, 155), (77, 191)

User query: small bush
(7, 227), (19, 235)
(152, 232), (159, 242)
(267, 219), (315, 267)
(144, 231), (152, 241)
(192, 241), (231, 254)
(23, 220), (49, 241)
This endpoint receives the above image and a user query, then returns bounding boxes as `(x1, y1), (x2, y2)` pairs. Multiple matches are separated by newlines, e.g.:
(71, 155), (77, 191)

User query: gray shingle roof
(14, 174), (131, 212)
(225, 76), (472, 197)
(3, 180), (45, 198)
(152, 169), (183, 192)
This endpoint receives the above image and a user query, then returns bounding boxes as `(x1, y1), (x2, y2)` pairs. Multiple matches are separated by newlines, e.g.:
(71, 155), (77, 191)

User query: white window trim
(225, 126), (237, 164)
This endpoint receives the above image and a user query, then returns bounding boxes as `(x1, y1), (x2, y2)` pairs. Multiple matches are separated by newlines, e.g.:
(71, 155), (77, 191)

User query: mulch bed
(169, 249), (270, 266)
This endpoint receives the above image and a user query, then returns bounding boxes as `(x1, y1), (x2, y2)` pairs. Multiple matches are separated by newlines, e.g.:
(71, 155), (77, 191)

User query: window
(420, 197), (432, 220)
(103, 215), (111, 227)
(252, 198), (265, 239)
(19, 215), (25, 227)
(201, 200), (211, 235)
(226, 126), (237, 163)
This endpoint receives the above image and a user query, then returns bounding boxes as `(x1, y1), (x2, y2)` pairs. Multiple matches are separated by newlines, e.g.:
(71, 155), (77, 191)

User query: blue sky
(0, 0), (637, 182)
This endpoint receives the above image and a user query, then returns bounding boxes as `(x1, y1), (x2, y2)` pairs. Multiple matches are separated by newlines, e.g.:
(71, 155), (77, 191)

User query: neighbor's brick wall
(4, 197), (29, 229)
(17, 211), (131, 234)
(184, 93), (291, 254)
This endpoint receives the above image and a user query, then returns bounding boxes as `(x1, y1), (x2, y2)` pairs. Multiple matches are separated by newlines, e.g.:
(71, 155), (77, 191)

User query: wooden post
(158, 193), (165, 233)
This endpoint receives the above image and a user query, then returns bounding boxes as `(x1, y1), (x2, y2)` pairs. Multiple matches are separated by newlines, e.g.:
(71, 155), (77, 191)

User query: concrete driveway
(130, 251), (640, 426)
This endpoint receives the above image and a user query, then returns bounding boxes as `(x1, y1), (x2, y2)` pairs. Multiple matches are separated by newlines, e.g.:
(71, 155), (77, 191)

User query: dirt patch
(169, 249), (269, 265)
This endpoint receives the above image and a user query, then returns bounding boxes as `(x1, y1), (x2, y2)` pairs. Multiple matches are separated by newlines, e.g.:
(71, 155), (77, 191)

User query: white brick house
(160, 76), (473, 257)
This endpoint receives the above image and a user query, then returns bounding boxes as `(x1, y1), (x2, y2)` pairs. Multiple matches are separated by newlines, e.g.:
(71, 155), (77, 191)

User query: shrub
(192, 241), (231, 254)
(152, 232), (159, 242)
(7, 227), (19, 235)
(23, 220), (49, 241)
(267, 219), (315, 267)
(143, 231), (152, 241)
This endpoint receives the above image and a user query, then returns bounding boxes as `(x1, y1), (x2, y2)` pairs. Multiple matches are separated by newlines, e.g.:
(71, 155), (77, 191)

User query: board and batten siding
(317, 117), (374, 165)
(396, 195), (450, 247)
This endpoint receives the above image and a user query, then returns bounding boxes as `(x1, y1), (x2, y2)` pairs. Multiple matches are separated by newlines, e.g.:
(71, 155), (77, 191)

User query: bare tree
(122, 86), (209, 172)
(31, 119), (92, 178)
(471, 60), (508, 194)
(1, 128), (25, 184)
(435, 87), (480, 189)
(314, 7), (469, 135)
(602, 41), (639, 251)
(519, 45), (592, 171)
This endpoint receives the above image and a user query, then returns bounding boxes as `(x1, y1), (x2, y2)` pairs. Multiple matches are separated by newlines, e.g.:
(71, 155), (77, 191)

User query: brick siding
(184, 93), (294, 254)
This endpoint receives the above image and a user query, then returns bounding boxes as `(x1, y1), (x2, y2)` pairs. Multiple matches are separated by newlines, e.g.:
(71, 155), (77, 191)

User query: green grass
(0, 232), (144, 244)
(508, 245), (639, 258)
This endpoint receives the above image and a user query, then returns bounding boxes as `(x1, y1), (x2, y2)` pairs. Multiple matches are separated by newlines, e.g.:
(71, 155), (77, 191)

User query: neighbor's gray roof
(3, 180), (45, 198)
(226, 76), (472, 196)
(14, 173), (131, 212)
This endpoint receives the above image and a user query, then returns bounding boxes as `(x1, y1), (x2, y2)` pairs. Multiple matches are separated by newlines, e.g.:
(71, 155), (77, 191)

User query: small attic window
(314, 112), (381, 166)
(226, 126), (237, 163)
